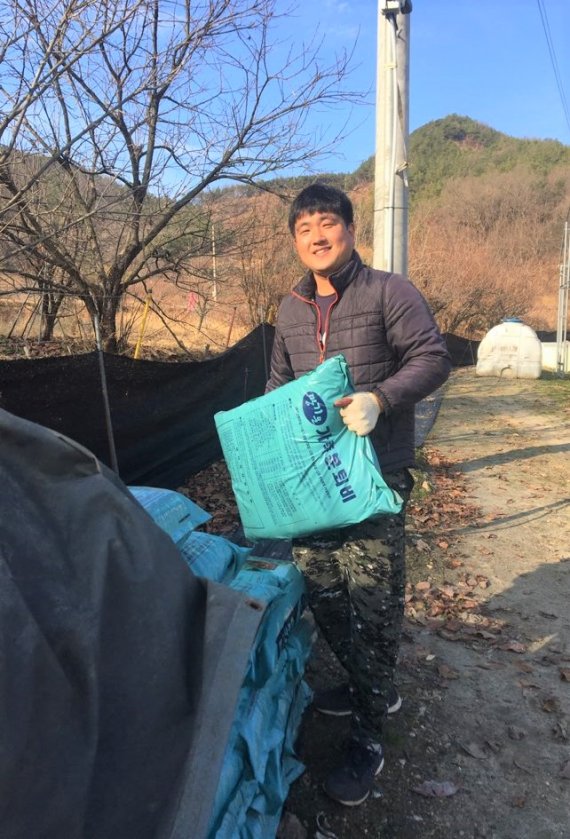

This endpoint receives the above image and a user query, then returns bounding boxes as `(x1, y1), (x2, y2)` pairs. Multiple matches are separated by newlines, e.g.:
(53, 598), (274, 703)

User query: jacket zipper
(292, 289), (339, 364)
(320, 293), (338, 361)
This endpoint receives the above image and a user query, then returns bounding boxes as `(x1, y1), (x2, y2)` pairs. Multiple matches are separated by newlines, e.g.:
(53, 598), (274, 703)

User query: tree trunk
(39, 291), (64, 341)
(88, 296), (119, 353)
(100, 304), (119, 353)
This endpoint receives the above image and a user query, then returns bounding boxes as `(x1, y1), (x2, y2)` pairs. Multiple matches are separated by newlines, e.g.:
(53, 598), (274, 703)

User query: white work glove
(334, 392), (382, 436)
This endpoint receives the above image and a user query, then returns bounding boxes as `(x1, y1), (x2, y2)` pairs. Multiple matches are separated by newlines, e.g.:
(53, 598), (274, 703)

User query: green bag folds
(214, 355), (402, 540)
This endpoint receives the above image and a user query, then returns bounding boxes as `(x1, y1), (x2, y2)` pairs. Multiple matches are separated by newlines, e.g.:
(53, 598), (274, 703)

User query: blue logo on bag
(302, 391), (328, 425)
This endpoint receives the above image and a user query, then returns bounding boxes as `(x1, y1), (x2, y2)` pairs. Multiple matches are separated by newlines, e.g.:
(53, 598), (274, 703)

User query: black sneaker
(386, 684), (402, 714)
(313, 684), (352, 716)
(314, 683), (402, 716)
(324, 739), (384, 806)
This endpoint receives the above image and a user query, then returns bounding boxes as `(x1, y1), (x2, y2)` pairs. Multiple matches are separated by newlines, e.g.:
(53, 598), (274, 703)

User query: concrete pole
(211, 222), (218, 304)
(373, 1), (411, 275)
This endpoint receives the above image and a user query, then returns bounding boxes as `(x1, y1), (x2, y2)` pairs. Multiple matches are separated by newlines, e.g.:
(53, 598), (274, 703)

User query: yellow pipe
(133, 294), (152, 359)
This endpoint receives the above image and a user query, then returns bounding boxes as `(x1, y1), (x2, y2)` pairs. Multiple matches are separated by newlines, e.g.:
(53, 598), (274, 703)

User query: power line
(536, 0), (570, 139)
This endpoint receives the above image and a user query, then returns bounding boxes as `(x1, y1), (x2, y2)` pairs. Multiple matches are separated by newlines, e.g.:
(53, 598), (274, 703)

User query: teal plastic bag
(128, 486), (210, 542)
(214, 355), (402, 540)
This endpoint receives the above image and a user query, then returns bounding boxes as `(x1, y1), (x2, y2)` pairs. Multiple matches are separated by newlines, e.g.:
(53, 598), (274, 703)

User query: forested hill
(243, 114), (569, 337)
(407, 114), (570, 201)
(257, 114), (570, 203)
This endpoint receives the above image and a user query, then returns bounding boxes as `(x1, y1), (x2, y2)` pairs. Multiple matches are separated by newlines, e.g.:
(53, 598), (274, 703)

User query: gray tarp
(0, 408), (263, 839)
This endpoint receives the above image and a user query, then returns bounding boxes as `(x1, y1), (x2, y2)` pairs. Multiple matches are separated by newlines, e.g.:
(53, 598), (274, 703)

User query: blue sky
(281, 0), (570, 173)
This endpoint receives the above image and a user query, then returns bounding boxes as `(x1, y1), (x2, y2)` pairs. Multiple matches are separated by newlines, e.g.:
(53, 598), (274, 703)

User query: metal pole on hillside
(556, 220), (569, 376)
(373, 1), (412, 274)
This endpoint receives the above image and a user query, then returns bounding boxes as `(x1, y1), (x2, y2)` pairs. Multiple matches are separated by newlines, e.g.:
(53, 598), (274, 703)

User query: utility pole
(211, 222), (218, 304)
(556, 220), (569, 376)
(373, 1), (412, 274)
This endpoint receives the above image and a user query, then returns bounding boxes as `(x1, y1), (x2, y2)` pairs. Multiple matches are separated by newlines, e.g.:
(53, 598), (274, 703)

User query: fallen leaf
(460, 742), (488, 760)
(415, 539), (431, 553)
(437, 629), (464, 642)
(475, 629), (497, 640)
(552, 721), (568, 742)
(458, 598), (479, 610)
(513, 759), (532, 775)
(426, 617), (446, 630)
(438, 663), (459, 680)
(437, 540), (449, 550)
(412, 780), (459, 798)
(485, 739), (502, 753)
(415, 580), (431, 591)
(427, 603), (447, 617)
(446, 558), (463, 569)
(508, 725), (526, 741)
(409, 645), (429, 659)
(517, 680), (540, 690)
(514, 661), (534, 674)
(498, 640), (527, 654)
(542, 697), (561, 713)
(560, 669), (570, 682)
(541, 654), (562, 665)
(511, 795), (526, 808)
(443, 618), (463, 632)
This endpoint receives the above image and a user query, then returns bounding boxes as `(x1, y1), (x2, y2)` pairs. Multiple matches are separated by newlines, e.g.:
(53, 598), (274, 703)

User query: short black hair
(288, 183), (354, 234)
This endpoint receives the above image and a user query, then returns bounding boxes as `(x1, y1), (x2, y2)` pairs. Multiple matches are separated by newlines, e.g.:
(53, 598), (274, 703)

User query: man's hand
(334, 392), (382, 436)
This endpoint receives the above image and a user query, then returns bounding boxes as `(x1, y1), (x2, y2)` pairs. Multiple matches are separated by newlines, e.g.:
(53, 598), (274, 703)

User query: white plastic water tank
(476, 319), (542, 379)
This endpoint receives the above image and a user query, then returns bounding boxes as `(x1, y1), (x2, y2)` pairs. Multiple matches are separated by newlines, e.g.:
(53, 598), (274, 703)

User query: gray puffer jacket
(266, 251), (452, 472)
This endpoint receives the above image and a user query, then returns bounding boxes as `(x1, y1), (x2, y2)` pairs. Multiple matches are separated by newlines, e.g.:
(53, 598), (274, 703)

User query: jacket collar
(293, 250), (363, 300)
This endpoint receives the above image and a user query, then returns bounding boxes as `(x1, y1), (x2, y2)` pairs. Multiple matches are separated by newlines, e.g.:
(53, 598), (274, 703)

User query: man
(266, 183), (451, 806)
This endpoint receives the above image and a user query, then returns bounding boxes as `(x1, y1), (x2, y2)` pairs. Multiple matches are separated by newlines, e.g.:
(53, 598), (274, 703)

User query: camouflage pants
(293, 469), (413, 742)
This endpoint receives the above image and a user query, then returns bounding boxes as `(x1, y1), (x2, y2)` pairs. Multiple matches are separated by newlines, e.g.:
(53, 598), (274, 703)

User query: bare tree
(0, 0), (360, 349)
(404, 166), (570, 337)
(225, 192), (297, 327)
(409, 201), (537, 336)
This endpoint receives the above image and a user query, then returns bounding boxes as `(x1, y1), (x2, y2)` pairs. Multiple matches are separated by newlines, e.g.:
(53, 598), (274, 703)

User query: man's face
(293, 211), (355, 279)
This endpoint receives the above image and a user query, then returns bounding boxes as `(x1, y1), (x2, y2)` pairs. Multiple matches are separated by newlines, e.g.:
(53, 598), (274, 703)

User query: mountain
(353, 114), (570, 202)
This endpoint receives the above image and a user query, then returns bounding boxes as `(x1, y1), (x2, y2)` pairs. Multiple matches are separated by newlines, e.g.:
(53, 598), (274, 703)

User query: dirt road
(285, 368), (570, 839)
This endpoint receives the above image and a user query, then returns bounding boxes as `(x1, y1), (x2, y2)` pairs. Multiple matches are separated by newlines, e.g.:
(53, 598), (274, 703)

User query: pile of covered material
(130, 487), (314, 838)
(1, 407), (312, 839)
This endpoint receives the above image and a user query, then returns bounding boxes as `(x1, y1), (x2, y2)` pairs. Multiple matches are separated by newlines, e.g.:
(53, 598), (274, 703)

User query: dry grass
(0, 277), (253, 359)
(0, 271), (561, 361)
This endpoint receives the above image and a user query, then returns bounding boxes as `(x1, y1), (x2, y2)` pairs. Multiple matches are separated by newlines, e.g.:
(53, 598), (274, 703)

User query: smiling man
(266, 183), (451, 807)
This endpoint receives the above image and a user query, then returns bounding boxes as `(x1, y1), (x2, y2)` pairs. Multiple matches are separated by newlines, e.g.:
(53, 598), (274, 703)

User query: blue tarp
(136, 488), (315, 838)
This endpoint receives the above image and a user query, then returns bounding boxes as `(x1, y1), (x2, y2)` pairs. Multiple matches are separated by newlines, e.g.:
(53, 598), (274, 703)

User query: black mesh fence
(0, 325), (273, 488)
(0, 328), (474, 486)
